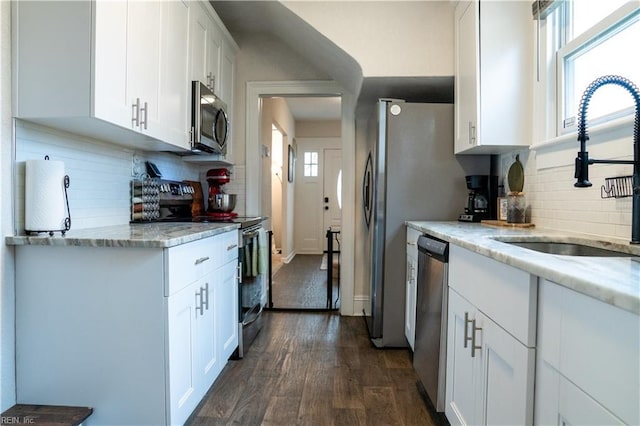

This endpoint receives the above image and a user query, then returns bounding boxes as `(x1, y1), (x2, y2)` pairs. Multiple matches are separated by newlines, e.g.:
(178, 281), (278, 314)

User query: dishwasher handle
(417, 234), (449, 262)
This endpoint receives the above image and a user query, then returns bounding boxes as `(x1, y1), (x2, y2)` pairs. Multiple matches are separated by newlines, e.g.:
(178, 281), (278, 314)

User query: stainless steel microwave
(191, 81), (229, 154)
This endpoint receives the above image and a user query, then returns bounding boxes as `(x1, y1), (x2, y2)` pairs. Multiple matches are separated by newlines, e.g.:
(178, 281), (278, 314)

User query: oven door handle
(242, 303), (263, 326)
(242, 230), (260, 239)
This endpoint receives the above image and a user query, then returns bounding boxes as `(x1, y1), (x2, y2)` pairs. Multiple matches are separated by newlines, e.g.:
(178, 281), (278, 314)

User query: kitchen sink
(496, 239), (638, 257)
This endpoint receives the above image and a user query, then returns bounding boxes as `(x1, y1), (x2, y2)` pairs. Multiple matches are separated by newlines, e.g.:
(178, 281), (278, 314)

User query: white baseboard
(351, 295), (369, 316)
(282, 251), (296, 264)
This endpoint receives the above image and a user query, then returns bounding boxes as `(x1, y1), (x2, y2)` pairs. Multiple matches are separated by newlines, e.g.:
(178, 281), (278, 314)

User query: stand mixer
(206, 168), (238, 220)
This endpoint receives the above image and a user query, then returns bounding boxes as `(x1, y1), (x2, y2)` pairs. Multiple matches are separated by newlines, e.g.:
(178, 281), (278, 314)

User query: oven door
(236, 225), (265, 357)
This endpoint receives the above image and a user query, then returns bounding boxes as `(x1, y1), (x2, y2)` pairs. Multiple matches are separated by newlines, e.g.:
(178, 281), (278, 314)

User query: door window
(303, 151), (319, 177)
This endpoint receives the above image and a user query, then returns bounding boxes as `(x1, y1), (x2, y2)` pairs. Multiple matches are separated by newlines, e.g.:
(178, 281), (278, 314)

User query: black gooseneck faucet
(574, 75), (640, 245)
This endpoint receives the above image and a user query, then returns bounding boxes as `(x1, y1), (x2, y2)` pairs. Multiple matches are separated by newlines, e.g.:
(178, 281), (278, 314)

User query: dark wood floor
(271, 254), (340, 310)
(187, 312), (440, 426)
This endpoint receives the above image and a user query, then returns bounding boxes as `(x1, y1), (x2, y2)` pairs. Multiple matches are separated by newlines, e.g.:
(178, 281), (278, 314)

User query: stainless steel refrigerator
(362, 99), (487, 347)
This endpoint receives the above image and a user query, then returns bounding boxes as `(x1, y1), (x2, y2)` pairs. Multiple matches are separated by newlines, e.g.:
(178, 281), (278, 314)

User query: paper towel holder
(26, 155), (72, 237)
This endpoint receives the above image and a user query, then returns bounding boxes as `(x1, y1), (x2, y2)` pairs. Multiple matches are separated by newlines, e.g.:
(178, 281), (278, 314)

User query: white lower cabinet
(446, 245), (536, 426)
(167, 276), (206, 423)
(217, 260), (240, 361)
(446, 289), (535, 426)
(15, 231), (238, 425)
(404, 227), (420, 350)
(535, 280), (639, 426)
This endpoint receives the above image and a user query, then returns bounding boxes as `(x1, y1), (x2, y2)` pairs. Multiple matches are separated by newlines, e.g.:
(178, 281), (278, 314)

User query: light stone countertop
(5, 222), (240, 249)
(407, 221), (640, 315)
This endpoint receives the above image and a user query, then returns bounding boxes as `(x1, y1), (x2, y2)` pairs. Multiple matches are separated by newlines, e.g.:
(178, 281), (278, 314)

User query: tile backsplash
(14, 120), (208, 232)
(499, 147), (633, 240)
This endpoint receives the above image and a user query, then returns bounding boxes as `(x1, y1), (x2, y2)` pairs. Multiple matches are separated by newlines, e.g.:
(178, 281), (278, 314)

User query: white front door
(323, 148), (342, 250)
(294, 138), (341, 254)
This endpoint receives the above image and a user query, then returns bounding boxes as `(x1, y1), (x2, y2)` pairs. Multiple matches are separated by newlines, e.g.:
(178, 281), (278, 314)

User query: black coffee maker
(459, 175), (499, 222)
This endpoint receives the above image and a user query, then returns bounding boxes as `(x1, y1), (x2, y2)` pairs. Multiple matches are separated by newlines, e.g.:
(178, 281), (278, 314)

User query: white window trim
(556, 2), (640, 135)
(531, 1), (640, 169)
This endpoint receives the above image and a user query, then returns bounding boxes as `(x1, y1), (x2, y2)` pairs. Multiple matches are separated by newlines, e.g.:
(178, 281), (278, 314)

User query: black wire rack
(601, 175), (634, 199)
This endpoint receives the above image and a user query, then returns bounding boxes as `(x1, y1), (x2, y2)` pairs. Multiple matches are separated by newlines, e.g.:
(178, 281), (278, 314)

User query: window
(303, 151), (318, 177)
(554, 1), (640, 134)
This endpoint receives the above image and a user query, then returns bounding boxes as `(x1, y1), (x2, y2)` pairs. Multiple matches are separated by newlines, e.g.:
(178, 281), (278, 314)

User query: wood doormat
(481, 220), (535, 228)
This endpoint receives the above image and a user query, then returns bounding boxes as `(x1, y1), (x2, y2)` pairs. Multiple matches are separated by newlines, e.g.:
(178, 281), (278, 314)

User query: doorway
(262, 95), (343, 310)
(270, 124), (285, 274)
(246, 81), (355, 315)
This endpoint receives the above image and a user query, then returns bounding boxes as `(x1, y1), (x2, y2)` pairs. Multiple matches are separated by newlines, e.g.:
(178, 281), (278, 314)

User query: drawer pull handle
(195, 289), (203, 316)
(227, 243), (238, 251)
(464, 312), (472, 348)
(471, 319), (482, 358)
(407, 242), (416, 246)
(140, 101), (148, 130)
(194, 256), (210, 265)
(132, 98), (140, 127)
(202, 282), (209, 311)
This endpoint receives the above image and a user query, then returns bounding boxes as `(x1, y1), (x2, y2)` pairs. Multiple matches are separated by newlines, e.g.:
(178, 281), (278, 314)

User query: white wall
(262, 98), (297, 261)
(271, 126), (284, 250)
(1, 0), (15, 410)
(283, 1), (455, 77)
(296, 120), (341, 138)
(230, 33), (331, 167)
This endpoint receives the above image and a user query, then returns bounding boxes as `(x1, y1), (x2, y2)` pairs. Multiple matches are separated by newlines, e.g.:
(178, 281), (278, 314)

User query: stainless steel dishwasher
(413, 234), (449, 413)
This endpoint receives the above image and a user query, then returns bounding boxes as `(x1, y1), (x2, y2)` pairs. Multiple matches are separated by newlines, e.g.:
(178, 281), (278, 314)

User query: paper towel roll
(25, 159), (68, 232)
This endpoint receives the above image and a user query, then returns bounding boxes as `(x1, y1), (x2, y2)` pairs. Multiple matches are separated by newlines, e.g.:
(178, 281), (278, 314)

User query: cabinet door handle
(207, 72), (214, 89)
(464, 312), (473, 348)
(194, 256), (210, 265)
(195, 289), (203, 316)
(469, 121), (476, 145)
(471, 319), (482, 358)
(227, 243), (238, 251)
(132, 98), (140, 127)
(237, 262), (242, 284)
(407, 242), (416, 246)
(140, 101), (148, 130)
(202, 282), (209, 311)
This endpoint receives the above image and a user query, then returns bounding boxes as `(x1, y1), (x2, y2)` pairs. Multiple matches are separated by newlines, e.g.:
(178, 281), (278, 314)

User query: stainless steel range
(130, 178), (266, 359)
(235, 220), (267, 358)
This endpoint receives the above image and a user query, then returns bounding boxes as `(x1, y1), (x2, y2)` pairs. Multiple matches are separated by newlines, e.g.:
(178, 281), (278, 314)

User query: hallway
(270, 254), (340, 310)
(187, 312), (439, 425)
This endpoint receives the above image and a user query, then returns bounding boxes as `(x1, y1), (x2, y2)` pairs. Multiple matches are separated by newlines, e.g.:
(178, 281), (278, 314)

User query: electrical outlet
(131, 154), (143, 177)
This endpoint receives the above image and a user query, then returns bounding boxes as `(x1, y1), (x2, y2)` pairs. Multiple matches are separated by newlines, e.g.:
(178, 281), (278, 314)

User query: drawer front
(449, 244), (537, 347)
(165, 231), (238, 296)
(213, 230), (240, 267)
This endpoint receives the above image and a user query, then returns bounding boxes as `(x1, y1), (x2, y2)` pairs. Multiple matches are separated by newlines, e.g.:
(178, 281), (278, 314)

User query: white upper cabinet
(158, 0), (191, 150)
(183, 2), (238, 164)
(189, 2), (222, 94)
(14, 0), (235, 155)
(454, 1), (533, 154)
(220, 38), (236, 106)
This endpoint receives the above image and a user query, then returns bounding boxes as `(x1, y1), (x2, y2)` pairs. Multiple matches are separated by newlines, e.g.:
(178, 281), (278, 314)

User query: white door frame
(245, 81), (356, 316)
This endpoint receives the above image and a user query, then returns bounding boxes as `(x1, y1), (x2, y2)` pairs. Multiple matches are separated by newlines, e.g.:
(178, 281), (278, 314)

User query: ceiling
(211, 1), (453, 121)
(211, 0), (363, 94)
(280, 96), (342, 121)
